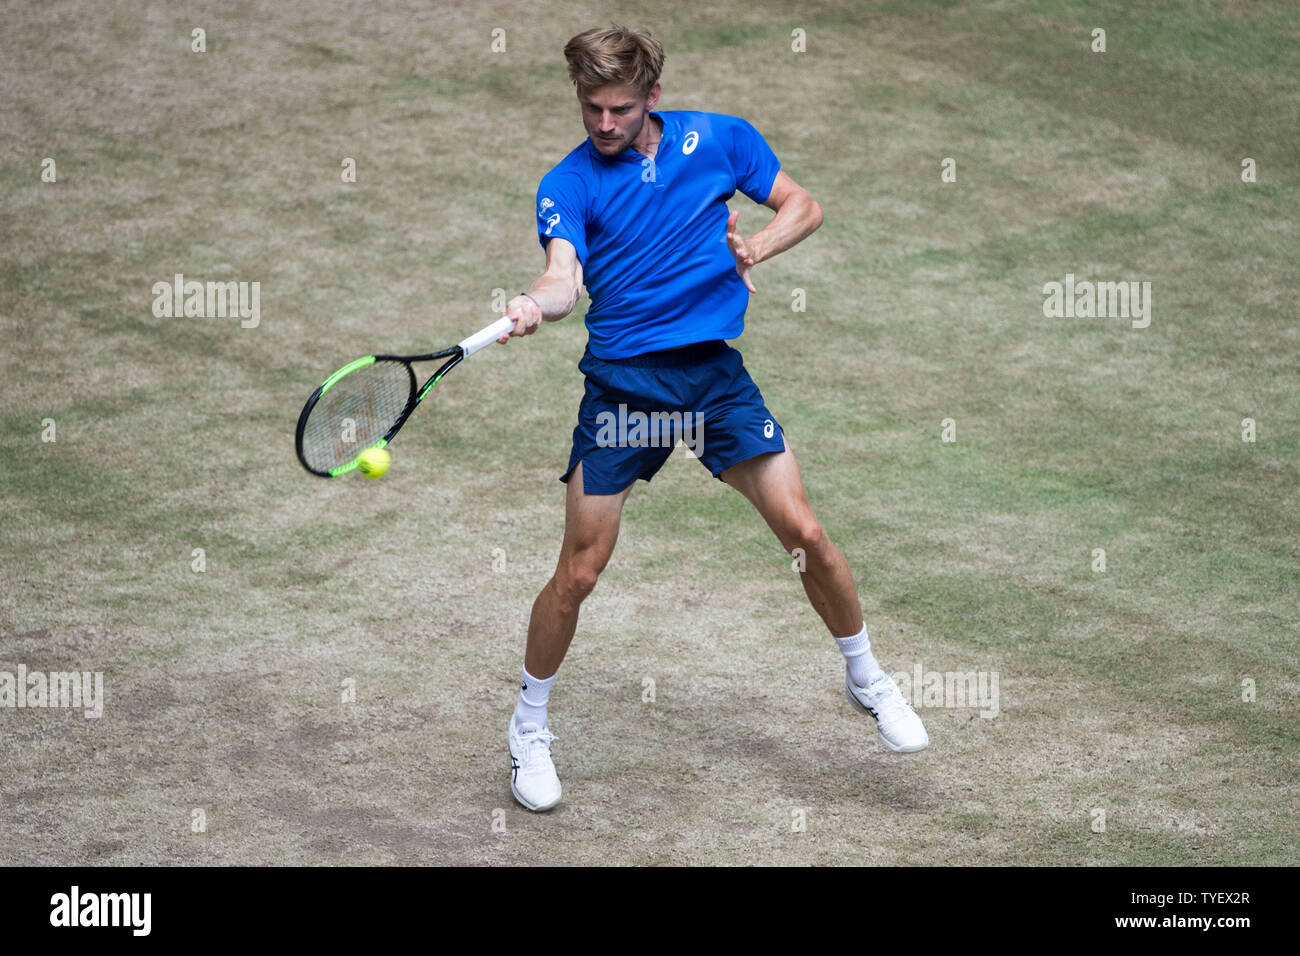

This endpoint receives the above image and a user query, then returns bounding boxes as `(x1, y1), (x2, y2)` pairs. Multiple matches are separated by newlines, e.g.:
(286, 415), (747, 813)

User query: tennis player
(499, 25), (927, 811)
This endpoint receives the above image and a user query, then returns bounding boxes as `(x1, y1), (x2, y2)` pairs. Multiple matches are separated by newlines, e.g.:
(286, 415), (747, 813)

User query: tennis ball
(357, 446), (390, 479)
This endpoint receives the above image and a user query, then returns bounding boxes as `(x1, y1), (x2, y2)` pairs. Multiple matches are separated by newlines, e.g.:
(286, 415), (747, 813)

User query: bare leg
(721, 448), (864, 638)
(524, 461), (634, 677)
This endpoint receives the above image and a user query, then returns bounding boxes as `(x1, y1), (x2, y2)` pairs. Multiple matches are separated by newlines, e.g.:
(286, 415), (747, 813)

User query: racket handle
(459, 316), (517, 357)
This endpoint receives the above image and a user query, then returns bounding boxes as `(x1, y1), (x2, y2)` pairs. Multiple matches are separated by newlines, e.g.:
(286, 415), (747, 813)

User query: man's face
(578, 81), (659, 155)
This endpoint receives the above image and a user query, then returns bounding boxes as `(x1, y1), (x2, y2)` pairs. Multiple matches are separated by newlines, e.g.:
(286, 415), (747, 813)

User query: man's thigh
(558, 460), (635, 564)
(720, 446), (818, 537)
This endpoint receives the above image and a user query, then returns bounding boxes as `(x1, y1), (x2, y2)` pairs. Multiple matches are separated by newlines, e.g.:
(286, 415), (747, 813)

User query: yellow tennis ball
(357, 446), (390, 479)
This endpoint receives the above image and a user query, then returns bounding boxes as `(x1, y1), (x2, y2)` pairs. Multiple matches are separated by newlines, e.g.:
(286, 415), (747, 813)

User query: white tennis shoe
(846, 671), (929, 753)
(508, 718), (562, 811)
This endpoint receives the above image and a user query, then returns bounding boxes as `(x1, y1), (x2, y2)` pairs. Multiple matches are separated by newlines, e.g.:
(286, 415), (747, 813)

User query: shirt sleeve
(720, 115), (782, 205)
(535, 170), (588, 265)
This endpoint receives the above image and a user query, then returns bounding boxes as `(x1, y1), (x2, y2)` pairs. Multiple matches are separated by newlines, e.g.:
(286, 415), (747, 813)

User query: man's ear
(646, 81), (661, 109)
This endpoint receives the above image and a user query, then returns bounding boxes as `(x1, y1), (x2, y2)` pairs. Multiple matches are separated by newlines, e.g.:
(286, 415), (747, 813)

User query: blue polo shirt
(535, 110), (781, 360)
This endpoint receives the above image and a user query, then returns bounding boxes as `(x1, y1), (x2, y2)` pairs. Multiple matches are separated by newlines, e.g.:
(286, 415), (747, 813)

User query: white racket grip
(458, 316), (517, 358)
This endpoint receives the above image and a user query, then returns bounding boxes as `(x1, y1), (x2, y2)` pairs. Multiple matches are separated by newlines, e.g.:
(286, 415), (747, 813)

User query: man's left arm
(727, 170), (824, 293)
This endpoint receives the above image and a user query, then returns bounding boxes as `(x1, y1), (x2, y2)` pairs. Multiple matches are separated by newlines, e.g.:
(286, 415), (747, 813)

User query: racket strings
(300, 361), (413, 472)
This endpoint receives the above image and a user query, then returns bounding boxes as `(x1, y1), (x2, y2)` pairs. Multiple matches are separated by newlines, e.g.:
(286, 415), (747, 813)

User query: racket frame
(295, 346), (462, 478)
(295, 315), (516, 478)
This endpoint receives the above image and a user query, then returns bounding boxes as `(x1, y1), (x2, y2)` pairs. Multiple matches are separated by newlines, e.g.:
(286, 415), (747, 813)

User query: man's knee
(784, 515), (829, 558)
(554, 553), (606, 609)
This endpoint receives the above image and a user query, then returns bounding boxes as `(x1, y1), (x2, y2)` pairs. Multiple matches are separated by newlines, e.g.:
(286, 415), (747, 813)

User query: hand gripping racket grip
(458, 316), (517, 358)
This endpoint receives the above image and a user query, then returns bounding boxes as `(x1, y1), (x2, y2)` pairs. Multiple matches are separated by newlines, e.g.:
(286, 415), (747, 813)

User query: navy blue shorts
(561, 340), (787, 495)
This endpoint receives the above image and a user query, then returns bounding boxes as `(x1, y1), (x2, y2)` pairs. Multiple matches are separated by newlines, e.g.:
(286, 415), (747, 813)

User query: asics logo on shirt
(682, 131), (699, 155)
(539, 197), (561, 235)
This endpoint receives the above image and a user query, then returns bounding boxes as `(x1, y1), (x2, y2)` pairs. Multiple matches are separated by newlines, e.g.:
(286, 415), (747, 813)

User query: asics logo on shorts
(763, 419), (774, 438)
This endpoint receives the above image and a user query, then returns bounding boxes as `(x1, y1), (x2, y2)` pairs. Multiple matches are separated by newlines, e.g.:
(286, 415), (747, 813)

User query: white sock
(835, 624), (884, 688)
(512, 666), (555, 729)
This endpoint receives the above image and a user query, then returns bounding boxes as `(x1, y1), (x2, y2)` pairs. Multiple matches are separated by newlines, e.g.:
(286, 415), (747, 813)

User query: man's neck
(631, 113), (663, 160)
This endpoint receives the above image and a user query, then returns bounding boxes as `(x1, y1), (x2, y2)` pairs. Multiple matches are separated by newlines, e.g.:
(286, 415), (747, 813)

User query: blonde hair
(563, 24), (665, 97)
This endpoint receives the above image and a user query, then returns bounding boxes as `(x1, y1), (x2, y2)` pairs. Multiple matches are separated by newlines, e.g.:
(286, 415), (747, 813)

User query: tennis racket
(295, 315), (516, 478)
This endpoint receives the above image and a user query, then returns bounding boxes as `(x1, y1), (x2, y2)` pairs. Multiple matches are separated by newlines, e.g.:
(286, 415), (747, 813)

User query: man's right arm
(499, 237), (584, 342)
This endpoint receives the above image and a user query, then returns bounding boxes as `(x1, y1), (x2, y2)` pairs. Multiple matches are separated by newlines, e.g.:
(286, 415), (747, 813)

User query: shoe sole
(845, 679), (929, 753)
(510, 777), (561, 812)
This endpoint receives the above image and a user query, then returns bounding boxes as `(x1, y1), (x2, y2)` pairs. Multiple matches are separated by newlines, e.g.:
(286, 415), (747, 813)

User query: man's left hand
(726, 209), (759, 294)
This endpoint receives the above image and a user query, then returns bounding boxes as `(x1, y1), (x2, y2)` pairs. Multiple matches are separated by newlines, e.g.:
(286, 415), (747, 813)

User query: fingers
(726, 211), (757, 293)
(726, 210), (756, 274)
(499, 309), (519, 344)
(725, 210), (740, 248)
(736, 260), (757, 293)
(499, 295), (542, 343)
(516, 299), (541, 334)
